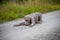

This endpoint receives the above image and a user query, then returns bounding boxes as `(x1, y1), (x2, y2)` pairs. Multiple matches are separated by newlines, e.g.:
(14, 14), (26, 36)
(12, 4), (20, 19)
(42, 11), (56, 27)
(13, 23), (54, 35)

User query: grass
(0, 3), (60, 23)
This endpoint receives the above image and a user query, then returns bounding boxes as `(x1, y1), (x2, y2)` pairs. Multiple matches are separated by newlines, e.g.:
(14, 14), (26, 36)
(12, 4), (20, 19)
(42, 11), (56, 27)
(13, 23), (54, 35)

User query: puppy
(14, 12), (42, 27)
(24, 12), (42, 26)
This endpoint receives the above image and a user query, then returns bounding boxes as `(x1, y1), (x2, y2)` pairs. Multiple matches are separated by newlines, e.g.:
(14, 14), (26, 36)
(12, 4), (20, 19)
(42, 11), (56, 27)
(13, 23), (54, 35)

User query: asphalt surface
(0, 10), (60, 40)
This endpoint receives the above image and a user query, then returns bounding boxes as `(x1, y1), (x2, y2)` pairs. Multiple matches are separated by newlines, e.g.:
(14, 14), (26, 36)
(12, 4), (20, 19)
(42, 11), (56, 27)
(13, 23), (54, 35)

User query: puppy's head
(24, 16), (32, 24)
(24, 17), (30, 21)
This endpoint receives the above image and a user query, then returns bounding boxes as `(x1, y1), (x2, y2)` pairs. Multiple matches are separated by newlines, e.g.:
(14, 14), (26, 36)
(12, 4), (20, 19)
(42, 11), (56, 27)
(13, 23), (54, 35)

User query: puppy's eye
(25, 20), (28, 21)
(25, 19), (29, 21)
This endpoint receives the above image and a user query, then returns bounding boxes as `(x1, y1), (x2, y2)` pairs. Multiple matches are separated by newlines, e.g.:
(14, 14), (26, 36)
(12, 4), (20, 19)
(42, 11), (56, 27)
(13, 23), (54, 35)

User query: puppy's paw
(28, 25), (34, 27)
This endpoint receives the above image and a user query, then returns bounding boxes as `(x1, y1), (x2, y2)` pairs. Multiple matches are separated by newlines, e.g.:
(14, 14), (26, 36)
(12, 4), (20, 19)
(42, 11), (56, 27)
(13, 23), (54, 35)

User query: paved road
(0, 10), (60, 40)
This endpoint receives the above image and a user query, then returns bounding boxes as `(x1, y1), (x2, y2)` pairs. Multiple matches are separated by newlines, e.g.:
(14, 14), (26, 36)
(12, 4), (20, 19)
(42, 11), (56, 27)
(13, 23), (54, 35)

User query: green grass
(0, 3), (60, 23)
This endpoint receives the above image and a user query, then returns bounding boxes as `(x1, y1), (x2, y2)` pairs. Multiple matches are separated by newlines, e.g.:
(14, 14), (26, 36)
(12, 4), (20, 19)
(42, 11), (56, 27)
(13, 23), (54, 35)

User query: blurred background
(0, 0), (60, 23)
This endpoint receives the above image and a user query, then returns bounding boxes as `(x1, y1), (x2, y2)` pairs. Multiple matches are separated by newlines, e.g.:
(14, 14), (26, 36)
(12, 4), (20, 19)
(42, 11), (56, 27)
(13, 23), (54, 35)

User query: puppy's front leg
(29, 17), (35, 27)
(13, 21), (26, 27)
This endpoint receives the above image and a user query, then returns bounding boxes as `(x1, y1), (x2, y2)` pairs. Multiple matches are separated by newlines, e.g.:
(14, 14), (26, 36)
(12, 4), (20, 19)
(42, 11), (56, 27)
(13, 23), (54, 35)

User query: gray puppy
(14, 12), (42, 27)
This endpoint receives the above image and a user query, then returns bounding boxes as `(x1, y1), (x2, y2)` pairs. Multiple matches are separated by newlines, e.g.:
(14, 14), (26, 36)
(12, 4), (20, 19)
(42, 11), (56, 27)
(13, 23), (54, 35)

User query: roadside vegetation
(0, 0), (60, 23)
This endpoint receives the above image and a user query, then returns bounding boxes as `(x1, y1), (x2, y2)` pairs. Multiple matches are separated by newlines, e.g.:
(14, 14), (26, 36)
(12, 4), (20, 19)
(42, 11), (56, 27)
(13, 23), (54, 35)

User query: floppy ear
(29, 17), (32, 24)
